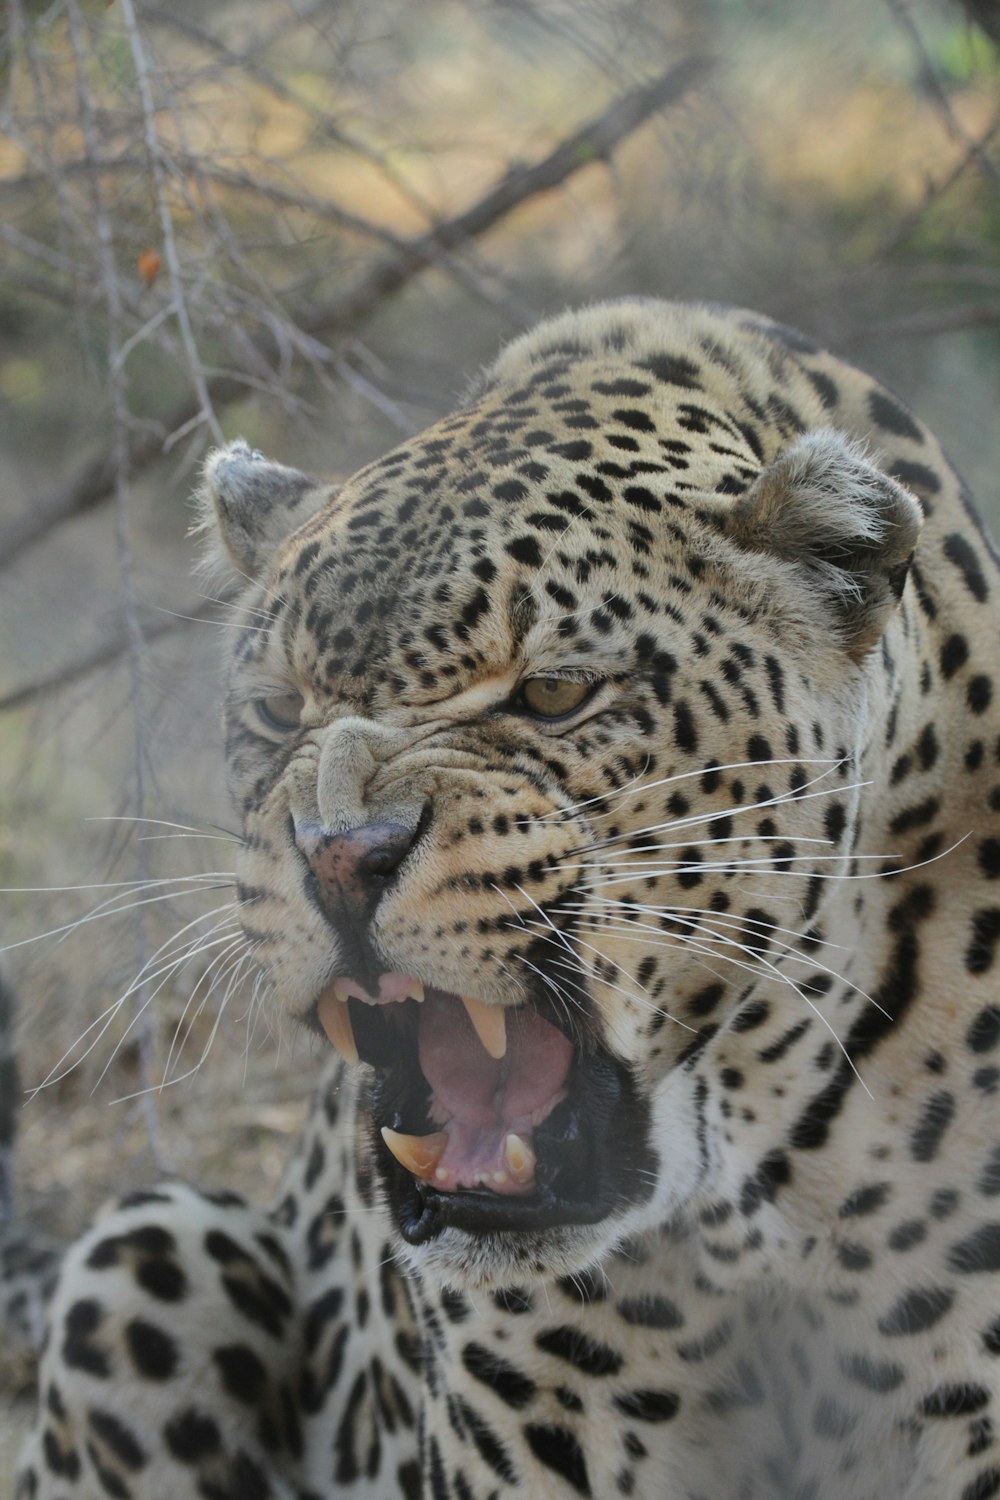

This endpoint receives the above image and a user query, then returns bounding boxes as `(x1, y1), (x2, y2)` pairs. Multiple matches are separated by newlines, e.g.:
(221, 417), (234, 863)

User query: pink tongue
(417, 994), (574, 1194)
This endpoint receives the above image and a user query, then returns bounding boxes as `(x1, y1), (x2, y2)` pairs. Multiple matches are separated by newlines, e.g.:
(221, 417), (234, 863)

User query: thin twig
(0, 599), (222, 717)
(874, 106), (1000, 257)
(62, 0), (166, 1164)
(64, 0), (166, 1167)
(884, 0), (1000, 189)
(850, 301), (1000, 341)
(118, 0), (223, 448)
(142, 2), (441, 226)
(0, 56), (709, 573)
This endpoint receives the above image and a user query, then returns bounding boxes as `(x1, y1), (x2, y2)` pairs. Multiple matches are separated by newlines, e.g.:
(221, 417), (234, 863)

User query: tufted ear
(722, 430), (923, 656)
(192, 441), (333, 583)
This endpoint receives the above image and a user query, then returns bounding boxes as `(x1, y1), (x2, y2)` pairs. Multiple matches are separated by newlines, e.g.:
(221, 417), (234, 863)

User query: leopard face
(200, 301), (924, 1289)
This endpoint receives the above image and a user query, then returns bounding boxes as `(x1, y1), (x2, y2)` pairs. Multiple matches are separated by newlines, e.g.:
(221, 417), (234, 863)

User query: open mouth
(313, 972), (654, 1244)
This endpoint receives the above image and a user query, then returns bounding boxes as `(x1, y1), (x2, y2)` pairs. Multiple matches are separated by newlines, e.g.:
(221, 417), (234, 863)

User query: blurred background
(1, 0), (999, 1298)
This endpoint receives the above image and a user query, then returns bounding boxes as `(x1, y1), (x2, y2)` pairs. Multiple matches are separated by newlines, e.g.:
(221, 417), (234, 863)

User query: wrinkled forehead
(264, 363), (761, 699)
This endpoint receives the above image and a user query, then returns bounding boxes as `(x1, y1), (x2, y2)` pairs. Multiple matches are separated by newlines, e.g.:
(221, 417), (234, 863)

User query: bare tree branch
(65, 0), (165, 1159)
(884, 0), (1000, 189)
(0, 599), (219, 717)
(0, 56), (709, 574)
(874, 105), (1000, 258)
(852, 301), (1000, 341)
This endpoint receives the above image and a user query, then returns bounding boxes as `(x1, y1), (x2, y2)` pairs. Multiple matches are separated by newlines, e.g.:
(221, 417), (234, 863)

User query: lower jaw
(392, 1176), (625, 1245)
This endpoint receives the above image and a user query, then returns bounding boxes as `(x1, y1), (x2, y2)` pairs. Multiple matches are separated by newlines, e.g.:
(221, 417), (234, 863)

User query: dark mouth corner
(345, 983), (656, 1245)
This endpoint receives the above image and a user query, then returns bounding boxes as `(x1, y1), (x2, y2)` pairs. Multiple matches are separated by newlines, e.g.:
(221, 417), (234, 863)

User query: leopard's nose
(295, 821), (418, 921)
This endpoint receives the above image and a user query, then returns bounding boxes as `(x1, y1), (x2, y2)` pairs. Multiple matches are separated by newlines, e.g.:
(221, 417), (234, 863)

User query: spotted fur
(1, 971), (61, 1369)
(15, 300), (1000, 1498)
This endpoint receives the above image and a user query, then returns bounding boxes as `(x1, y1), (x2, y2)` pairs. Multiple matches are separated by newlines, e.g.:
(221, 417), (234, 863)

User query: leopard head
(196, 304), (921, 1289)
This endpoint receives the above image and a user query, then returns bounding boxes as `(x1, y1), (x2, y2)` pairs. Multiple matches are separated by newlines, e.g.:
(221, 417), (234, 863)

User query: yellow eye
(518, 677), (592, 719)
(255, 690), (304, 731)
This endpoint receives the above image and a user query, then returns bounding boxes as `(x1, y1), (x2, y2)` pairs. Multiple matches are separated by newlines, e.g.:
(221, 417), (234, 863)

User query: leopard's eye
(255, 690), (304, 732)
(517, 677), (593, 720)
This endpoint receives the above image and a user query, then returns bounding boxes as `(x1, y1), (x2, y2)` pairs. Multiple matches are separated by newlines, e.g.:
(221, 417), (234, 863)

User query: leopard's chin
(310, 978), (657, 1248)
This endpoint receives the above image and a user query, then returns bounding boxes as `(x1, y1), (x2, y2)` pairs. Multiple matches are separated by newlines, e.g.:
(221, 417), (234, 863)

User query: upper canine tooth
(503, 1132), (535, 1184)
(317, 990), (359, 1065)
(380, 1127), (448, 1179)
(409, 979), (425, 1003)
(462, 996), (507, 1059)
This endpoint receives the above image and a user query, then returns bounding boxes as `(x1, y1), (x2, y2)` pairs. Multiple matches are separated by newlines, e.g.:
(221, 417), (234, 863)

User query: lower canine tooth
(381, 1127), (448, 1180)
(462, 995), (507, 1058)
(317, 991), (359, 1065)
(503, 1132), (535, 1184)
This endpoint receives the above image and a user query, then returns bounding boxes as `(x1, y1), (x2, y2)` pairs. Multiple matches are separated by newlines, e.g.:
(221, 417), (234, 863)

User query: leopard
(1, 970), (61, 1370)
(13, 297), (1000, 1500)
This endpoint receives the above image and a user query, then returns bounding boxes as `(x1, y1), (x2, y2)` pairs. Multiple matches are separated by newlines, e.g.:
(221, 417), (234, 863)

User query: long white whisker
(112, 947), (255, 1105)
(489, 883), (578, 1028)
(530, 757), (844, 824)
(583, 834), (835, 861)
(167, 946), (261, 1090)
(510, 950), (591, 1026)
(194, 590), (275, 624)
(148, 604), (271, 635)
(527, 756), (655, 822)
(1, 872), (236, 894)
(147, 916), (257, 1080)
(0, 877), (235, 957)
(85, 815), (243, 842)
(567, 906), (888, 1021)
(573, 850), (893, 885)
(90, 931), (247, 1094)
(159, 938), (252, 1088)
(26, 998), (136, 1098)
(574, 831), (969, 887)
(127, 901), (246, 989)
(572, 773), (867, 856)
(23, 913), (243, 1097)
(520, 924), (696, 1033)
(117, 927), (245, 1017)
(545, 943), (706, 1028)
(564, 896), (849, 953)
(510, 882), (695, 1034)
(554, 913), (873, 1096)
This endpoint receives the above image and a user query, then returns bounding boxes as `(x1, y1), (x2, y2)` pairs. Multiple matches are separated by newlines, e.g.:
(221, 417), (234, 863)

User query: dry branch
(0, 57), (708, 575)
(0, 599), (220, 716)
(855, 301), (1000, 340)
(884, 0), (1000, 190)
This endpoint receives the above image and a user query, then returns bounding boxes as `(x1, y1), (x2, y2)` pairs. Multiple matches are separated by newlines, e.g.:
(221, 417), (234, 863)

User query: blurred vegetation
(0, 0), (998, 1198)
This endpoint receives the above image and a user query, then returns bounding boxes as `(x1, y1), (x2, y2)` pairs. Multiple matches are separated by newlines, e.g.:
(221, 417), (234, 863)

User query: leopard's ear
(192, 441), (334, 583)
(722, 429), (923, 656)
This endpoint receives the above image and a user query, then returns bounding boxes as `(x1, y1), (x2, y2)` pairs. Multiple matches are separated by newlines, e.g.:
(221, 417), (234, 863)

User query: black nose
(295, 821), (417, 922)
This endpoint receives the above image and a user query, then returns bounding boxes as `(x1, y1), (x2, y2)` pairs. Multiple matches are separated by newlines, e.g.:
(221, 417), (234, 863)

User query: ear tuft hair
(724, 430), (923, 656)
(191, 440), (331, 585)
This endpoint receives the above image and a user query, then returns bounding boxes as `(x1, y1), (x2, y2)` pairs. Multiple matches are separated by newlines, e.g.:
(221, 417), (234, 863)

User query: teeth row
(380, 1127), (535, 1185)
(316, 984), (507, 1064)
